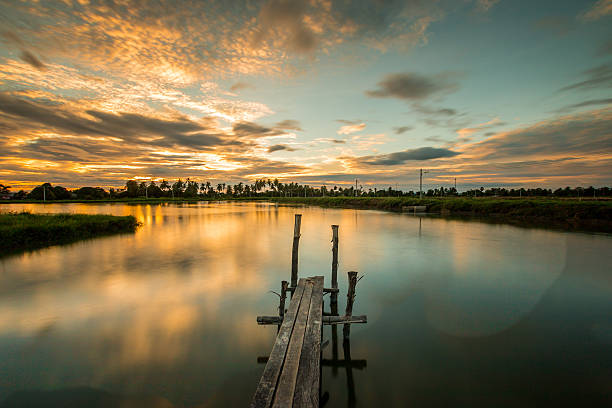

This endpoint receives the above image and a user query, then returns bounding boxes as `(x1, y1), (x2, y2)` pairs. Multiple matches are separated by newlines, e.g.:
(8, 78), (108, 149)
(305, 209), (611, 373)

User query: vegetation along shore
(0, 212), (140, 257)
(2, 181), (611, 233)
(265, 197), (612, 233)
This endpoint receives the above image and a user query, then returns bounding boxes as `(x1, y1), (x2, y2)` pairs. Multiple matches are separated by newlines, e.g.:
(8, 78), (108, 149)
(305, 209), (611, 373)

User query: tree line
(1, 181), (611, 200)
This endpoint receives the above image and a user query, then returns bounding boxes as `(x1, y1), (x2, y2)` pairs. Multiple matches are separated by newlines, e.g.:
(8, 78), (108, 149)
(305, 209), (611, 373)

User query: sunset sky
(0, 0), (611, 191)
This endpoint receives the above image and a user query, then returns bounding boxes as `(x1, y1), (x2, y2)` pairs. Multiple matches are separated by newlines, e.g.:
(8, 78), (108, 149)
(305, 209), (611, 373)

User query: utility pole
(43, 184), (46, 202)
(419, 169), (428, 199)
(454, 178), (457, 190)
(355, 178), (358, 197)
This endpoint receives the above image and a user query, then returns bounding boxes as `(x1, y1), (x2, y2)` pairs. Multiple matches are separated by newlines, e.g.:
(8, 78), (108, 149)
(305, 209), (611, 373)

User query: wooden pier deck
(252, 214), (367, 408)
(251, 276), (324, 408)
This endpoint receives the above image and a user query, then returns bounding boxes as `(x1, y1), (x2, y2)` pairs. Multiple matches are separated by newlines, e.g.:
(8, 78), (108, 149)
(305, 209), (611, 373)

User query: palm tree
(160, 180), (170, 196)
(235, 182), (244, 196)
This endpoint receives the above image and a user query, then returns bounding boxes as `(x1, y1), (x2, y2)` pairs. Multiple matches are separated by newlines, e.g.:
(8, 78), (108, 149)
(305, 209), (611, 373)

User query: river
(0, 202), (611, 407)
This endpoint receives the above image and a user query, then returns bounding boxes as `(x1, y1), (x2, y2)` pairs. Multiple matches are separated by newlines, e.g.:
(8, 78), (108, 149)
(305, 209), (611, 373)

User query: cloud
(275, 119), (303, 131)
(313, 138), (346, 144)
(424, 135), (449, 143)
(354, 147), (460, 166)
(229, 82), (254, 92)
(232, 120), (301, 139)
(598, 39), (612, 56)
(366, 72), (460, 101)
(337, 123), (366, 135)
(19, 51), (46, 70)
(558, 98), (612, 112)
(580, 0), (612, 21)
(533, 16), (574, 36)
(560, 64), (612, 92)
(232, 121), (282, 138)
(474, 0), (500, 13)
(456, 117), (506, 139)
(252, 0), (317, 53)
(409, 103), (467, 129)
(393, 126), (413, 134)
(465, 108), (612, 160)
(267, 144), (296, 153)
(411, 104), (458, 116)
(0, 93), (234, 149)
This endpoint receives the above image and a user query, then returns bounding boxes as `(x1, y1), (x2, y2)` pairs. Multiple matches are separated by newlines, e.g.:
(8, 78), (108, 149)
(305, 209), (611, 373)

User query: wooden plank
(287, 287), (338, 293)
(271, 279), (314, 407)
(293, 276), (324, 407)
(251, 279), (307, 408)
(257, 315), (367, 325)
(257, 356), (367, 370)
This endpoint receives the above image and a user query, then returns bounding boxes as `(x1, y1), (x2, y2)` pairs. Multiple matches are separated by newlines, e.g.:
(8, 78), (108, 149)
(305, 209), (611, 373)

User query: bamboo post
(279, 280), (288, 318)
(291, 214), (302, 288)
(343, 271), (358, 339)
(330, 225), (339, 315)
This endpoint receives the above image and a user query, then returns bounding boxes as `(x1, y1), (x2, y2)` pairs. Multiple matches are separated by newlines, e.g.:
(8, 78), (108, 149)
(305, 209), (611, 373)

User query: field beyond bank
(0, 212), (140, 256)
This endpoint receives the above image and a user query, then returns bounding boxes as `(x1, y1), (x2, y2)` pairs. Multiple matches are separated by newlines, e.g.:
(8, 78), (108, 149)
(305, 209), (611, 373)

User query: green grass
(265, 197), (612, 232)
(0, 212), (141, 256)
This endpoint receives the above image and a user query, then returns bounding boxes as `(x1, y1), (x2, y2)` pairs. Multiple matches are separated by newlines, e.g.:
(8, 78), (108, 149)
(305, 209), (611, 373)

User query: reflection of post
(419, 217), (422, 237)
(343, 338), (356, 408)
(331, 324), (339, 377)
(331, 225), (339, 315)
(343, 271), (357, 339)
(279, 280), (288, 318)
(291, 214), (302, 288)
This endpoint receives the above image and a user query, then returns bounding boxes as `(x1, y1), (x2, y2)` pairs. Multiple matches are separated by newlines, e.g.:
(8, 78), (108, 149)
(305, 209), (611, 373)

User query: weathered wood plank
(250, 279), (307, 408)
(257, 315), (367, 325)
(257, 356), (367, 370)
(287, 286), (338, 293)
(271, 279), (314, 407)
(294, 276), (324, 407)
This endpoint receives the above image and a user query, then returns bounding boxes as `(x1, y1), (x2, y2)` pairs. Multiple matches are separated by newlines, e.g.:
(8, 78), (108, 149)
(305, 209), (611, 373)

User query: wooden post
(291, 214), (302, 288)
(279, 280), (288, 318)
(343, 271), (358, 339)
(330, 225), (339, 315)
(331, 225), (339, 289)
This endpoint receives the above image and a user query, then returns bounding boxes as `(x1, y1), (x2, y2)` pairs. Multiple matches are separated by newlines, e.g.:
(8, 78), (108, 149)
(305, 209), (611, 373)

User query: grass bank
(0, 212), (140, 256)
(266, 197), (612, 233)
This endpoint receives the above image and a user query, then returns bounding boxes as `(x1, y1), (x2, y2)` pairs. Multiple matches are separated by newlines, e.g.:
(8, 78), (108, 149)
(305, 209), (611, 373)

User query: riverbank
(0, 212), (141, 256)
(265, 197), (612, 233)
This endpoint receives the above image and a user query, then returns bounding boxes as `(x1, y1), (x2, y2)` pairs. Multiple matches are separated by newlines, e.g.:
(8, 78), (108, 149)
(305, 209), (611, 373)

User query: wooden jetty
(251, 214), (367, 408)
(402, 205), (427, 214)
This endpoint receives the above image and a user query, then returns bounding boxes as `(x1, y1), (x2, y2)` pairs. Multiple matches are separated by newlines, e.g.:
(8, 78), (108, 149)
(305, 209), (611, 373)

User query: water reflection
(0, 202), (610, 407)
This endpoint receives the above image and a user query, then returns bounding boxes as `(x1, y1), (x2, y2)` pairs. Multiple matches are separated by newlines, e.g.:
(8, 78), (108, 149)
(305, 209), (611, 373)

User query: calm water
(0, 202), (611, 407)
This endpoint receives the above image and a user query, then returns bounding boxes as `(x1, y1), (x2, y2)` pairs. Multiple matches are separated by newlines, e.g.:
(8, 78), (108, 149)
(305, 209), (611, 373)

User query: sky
(0, 0), (611, 191)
